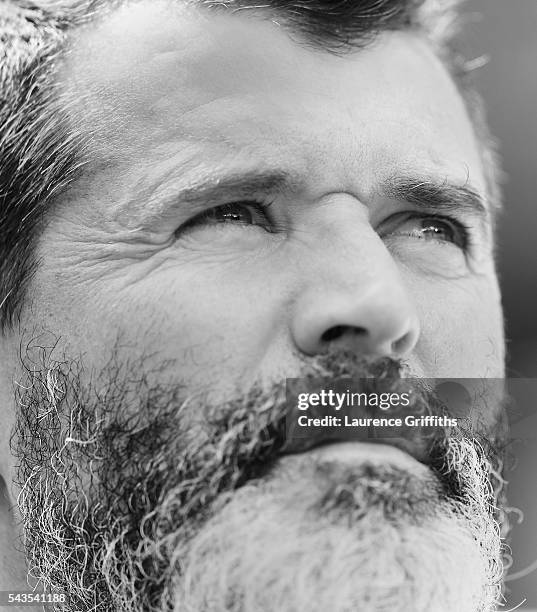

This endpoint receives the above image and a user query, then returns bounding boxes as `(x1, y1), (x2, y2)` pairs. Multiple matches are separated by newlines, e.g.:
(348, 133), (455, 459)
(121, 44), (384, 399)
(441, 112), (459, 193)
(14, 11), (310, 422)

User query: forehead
(58, 0), (485, 200)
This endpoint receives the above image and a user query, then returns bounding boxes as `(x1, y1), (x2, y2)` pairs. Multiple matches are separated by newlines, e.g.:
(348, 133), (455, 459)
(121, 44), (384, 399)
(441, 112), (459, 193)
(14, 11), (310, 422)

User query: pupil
(423, 222), (446, 237)
(222, 205), (252, 223)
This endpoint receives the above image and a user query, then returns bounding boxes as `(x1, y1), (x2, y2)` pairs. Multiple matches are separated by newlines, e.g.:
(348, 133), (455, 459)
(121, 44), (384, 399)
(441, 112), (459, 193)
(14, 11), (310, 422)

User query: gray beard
(11, 350), (506, 612)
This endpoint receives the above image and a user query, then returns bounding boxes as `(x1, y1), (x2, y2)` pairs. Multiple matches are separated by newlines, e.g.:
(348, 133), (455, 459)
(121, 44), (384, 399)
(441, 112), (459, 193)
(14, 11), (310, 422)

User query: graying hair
(0, 0), (500, 331)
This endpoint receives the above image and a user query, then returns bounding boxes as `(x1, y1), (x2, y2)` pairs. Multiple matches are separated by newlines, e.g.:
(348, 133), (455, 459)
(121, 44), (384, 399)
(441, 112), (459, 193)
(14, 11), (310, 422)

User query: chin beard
(11, 349), (507, 612)
(175, 449), (501, 612)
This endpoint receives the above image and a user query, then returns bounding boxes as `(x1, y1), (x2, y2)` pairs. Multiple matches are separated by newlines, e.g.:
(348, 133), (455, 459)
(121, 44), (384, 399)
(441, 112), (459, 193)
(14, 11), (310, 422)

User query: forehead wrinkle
(51, 5), (487, 239)
(57, 18), (309, 173)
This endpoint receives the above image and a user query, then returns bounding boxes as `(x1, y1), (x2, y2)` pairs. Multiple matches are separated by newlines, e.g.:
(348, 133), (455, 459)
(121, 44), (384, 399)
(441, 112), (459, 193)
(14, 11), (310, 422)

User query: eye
(176, 201), (272, 236)
(385, 214), (470, 251)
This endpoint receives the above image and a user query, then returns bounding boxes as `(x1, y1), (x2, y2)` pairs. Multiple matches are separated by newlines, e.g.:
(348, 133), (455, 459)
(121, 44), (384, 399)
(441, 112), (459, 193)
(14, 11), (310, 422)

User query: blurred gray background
(461, 1), (537, 608)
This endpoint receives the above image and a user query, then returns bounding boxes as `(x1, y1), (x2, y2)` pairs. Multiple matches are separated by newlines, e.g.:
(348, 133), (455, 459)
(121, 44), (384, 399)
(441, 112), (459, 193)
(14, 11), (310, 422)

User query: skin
(0, 0), (504, 594)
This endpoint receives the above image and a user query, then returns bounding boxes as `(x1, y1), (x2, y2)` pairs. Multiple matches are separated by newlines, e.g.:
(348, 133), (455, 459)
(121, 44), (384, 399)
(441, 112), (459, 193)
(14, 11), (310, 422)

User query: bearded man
(0, 1), (511, 611)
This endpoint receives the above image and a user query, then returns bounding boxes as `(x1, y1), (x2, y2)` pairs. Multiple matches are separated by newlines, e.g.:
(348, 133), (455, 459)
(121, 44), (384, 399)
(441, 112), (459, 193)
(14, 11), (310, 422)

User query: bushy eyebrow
(168, 172), (488, 216)
(124, 170), (295, 230)
(382, 176), (489, 223)
(128, 169), (490, 231)
(176, 171), (295, 206)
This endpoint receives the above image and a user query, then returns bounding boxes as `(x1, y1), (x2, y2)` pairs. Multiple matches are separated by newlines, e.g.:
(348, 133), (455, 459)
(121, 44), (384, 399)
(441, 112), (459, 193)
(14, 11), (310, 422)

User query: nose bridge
(290, 213), (420, 358)
(307, 208), (404, 300)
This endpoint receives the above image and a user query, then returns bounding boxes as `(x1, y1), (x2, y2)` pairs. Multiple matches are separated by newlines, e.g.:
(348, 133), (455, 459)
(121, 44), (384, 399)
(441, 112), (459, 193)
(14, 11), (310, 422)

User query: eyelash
(383, 211), (473, 253)
(176, 200), (276, 236)
(175, 201), (473, 252)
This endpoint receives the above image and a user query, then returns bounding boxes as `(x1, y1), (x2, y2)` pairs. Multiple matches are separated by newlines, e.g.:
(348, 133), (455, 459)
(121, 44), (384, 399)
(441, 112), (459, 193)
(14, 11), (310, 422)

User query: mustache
(202, 353), (505, 498)
(13, 348), (506, 511)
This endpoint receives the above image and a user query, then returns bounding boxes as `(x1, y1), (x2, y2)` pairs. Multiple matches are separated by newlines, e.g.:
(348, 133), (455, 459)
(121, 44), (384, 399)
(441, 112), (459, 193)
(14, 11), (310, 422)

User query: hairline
(0, 0), (502, 333)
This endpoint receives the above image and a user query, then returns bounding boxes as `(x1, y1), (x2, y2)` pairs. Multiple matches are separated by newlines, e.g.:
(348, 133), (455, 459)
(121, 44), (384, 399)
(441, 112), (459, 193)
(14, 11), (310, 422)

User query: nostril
(321, 325), (367, 343)
(391, 330), (414, 355)
(321, 325), (345, 343)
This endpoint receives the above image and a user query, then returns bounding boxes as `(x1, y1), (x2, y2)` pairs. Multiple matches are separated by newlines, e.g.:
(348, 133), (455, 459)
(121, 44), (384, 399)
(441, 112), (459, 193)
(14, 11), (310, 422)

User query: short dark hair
(0, 0), (500, 331)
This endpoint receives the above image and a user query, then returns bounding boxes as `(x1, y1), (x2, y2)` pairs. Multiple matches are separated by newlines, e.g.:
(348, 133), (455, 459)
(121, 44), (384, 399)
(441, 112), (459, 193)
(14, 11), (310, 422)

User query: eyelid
(175, 199), (275, 236)
(379, 210), (474, 253)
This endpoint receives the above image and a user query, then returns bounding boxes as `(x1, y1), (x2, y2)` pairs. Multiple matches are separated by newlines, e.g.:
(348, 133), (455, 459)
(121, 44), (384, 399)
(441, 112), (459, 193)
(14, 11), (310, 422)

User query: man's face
(0, 1), (506, 610)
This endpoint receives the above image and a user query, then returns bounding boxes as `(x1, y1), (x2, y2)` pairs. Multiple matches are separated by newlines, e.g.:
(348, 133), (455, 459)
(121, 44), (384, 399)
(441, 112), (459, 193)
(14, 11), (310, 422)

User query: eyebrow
(168, 173), (488, 215)
(128, 170), (296, 230)
(129, 170), (490, 231)
(382, 176), (489, 223)
(176, 171), (295, 206)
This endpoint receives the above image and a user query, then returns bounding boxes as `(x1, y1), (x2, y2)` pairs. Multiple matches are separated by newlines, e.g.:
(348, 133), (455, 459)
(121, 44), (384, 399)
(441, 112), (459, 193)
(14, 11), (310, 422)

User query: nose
(290, 218), (420, 359)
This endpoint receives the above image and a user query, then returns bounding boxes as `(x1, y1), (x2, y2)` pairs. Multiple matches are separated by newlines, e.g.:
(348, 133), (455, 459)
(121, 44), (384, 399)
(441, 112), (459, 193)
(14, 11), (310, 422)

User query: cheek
(24, 226), (293, 401)
(414, 277), (504, 378)
(66, 262), (287, 395)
